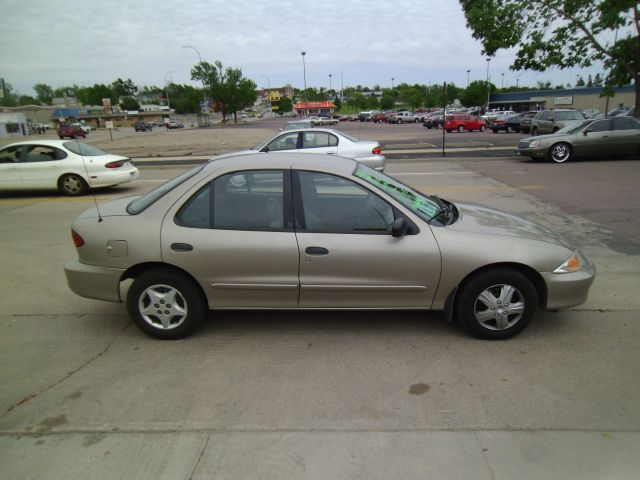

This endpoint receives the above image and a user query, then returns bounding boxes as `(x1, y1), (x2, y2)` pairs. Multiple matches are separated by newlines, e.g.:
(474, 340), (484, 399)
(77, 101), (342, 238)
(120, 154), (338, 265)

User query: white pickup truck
(388, 111), (418, 124)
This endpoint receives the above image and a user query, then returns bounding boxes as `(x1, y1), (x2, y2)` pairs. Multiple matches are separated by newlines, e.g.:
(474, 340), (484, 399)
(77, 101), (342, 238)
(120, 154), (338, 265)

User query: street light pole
(301, 51), (307, 94)
(501, 72), (504, 89)
(328, 73), (332, 94)
(485, 58), (491, 110)
(182, 45), (206, 115)
(164, 70), (174, 116)
(391, 77), (395, 89)
(466, 69), (470, 87)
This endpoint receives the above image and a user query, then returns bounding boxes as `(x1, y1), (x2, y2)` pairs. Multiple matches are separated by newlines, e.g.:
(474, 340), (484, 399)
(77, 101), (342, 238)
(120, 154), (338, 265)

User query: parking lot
(1, 120), (640, 478)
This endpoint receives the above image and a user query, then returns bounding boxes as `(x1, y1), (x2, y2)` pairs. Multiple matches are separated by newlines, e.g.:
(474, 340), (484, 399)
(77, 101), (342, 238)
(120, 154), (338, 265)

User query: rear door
(0, 145), (25, 190)
(161, 169), (300, 308)
(611, 117), (640, 155)
(300, 131), (338, 156)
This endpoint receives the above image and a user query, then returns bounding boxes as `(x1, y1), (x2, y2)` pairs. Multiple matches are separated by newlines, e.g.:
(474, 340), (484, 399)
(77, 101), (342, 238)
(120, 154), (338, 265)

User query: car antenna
(76, 137), (103, 222)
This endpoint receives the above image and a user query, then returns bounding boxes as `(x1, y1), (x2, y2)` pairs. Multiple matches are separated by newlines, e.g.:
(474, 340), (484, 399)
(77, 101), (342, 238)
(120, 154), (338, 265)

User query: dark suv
(57, 124), (87, 139)
(135, 121), (153, 132)
(531, 109), (585, 135)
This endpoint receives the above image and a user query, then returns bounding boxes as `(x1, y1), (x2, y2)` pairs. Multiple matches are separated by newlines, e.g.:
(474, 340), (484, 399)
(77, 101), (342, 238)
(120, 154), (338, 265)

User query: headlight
(528, 139), (542, 148)
(553, 252), (585, 273)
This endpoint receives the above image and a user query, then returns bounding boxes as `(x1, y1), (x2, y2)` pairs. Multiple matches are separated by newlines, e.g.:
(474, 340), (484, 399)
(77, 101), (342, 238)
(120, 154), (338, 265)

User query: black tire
(59, 136), (64, 139)
(532, 127), (538, 136)
(458, 125), (464, 133)
(506, 126), (513, 133)
(59, 173), (88, 196)
(455, 268), (537, 340)
(492, 129), (498, 134)
(549, 142), (572, 163)
(127, 269), (206, 339)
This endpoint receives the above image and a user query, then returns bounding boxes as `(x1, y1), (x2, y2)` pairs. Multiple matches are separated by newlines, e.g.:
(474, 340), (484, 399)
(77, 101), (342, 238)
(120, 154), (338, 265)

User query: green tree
(119, 96), (140, 111)
(0, 81), (18, 107)
(33, 83), (53, 104)
(379, 94), (395, 110)
(277, 95), (293, 115)
(19, 95), (39, 105)
(191, 60), (257, 123)
(576, 76), (586, 87)
(460, 0), (639, 116)
(461, 80), (496, 106)
(365, 95), (379, 109)
(112, 78), (138, 97)
(76, 84), (117, 106)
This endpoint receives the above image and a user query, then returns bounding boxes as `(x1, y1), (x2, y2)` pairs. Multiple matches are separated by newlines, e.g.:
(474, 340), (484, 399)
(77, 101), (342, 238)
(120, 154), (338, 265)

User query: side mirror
(391, 217), (409, 238)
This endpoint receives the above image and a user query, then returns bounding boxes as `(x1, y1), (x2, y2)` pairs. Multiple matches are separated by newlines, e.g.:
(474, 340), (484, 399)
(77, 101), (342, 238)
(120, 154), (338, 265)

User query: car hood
(446, 202), (573, 249)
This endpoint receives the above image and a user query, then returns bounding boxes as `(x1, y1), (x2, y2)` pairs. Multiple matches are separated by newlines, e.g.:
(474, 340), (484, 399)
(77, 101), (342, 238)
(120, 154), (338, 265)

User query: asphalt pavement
(1, 156), (639, 479)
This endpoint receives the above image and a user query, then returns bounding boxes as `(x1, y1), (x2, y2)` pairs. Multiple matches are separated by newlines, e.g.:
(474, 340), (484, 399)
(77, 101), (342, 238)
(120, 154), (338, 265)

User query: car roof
(2, 139), (76, 149)
(204, 152), (358, 176)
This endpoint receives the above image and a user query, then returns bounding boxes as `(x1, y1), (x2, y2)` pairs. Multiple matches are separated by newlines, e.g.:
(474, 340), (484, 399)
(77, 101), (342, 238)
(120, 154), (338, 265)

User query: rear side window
(63, 142), (107, 156)
(302, 132), (338, 148)
(24, 145), (67, 162)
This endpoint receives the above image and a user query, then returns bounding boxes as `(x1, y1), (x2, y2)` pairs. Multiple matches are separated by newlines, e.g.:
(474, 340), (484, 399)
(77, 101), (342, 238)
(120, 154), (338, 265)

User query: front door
(0, 145), (24, 189)
(161, 169), (300, 308)
(573, 119), (612, 157)
(293, 170), (441, 308)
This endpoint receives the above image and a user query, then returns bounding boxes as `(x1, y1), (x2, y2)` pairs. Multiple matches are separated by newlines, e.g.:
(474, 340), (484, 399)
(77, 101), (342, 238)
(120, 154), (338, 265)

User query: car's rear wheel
(532, 127), (539, 136)
(458, 125), (464, 133)
(480, 125), (486, 131)
(127, 269), (206, 339)
(59, 174), (88, 196)
(455, 268), (537, 339)
(549, 142), (572, 163)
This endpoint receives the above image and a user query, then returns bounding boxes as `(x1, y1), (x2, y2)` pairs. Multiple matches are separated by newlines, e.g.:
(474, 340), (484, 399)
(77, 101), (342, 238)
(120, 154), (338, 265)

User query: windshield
(63, 142), (108, 156)
(354, 164), (443, 222)
(127, 165), (204, 214)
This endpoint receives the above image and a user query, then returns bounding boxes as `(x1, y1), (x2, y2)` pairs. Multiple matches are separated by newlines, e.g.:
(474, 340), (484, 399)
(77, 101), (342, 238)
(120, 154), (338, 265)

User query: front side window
(213, 170), (285, 230)
(539, 111), (551, 121)
(298, 171), (394, 233)
(302, 132), (338, 148)
(586, 120), (611, 133)
(265, 133), (298, 151)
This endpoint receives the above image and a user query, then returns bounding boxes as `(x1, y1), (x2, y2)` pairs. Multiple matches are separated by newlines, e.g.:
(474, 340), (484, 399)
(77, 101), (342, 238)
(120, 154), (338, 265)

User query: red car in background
(444, 114), (487, 133)
(371, 112), (388, 123)
(57, 124), (87, 139)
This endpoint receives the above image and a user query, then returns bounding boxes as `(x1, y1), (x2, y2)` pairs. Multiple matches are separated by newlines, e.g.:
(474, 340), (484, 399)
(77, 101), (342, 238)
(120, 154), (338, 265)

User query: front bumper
(541, 263), (596, 310)
(65, 258), (125, 303)
(515, 147), (547, 159)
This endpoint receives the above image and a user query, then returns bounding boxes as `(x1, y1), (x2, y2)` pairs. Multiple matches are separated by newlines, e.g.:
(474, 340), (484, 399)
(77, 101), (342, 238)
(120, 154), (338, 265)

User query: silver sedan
(214, 128), (386, 171)
(65, 153), (595, 340)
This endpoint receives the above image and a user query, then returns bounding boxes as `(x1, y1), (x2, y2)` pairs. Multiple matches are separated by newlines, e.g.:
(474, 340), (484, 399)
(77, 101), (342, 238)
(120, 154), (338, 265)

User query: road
(1, 153), (639, 479)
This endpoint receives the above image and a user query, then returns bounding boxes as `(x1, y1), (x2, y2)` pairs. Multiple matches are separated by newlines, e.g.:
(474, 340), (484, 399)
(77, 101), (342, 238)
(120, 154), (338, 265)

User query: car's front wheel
(532, 127), (539, 136)
(59, 174), (88, 196)
(455, 268), (537, 339)
(127, 269), (206, 339)
(549, 142), (572, 163)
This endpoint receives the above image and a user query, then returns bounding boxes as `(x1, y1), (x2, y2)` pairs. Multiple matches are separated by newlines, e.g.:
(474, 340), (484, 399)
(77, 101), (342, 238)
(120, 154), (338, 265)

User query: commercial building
(489, 85), (635, 113)
(0, 112), (29, 138)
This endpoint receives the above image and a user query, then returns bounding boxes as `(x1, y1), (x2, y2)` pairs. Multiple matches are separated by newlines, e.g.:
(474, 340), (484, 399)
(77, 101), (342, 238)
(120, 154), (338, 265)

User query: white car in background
(213, 128), (386, 171)
(0, 140), (139, 196)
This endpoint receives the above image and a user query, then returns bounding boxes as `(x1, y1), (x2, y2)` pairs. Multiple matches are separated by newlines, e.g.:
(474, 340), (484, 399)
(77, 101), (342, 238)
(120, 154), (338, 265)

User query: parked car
(388, 111), (419, 124)
(531, 109), (585, 136)
(72, 122), (94, 133)
(282, 120), (314, 131)
(358, 111), (376, 122)
(57, 124), (87, 139)
(313, 117), (340, 126)
(491, 114), (524, 133)
(165, 119), (184, 129)
(371, 112), (388, 123)
(519, 112), (538, 134)
(214, 128), (385, 171)
(64, 153), (595, 340)
(0, 140), (139, 196)
(423, 113), (444, 129)
(134, 121), (153, 132)
(444, 114), (487, 133)
(516, 116), (640, 163)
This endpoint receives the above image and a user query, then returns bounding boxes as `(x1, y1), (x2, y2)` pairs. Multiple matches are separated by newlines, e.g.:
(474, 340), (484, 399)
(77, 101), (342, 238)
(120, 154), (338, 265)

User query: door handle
(305, 246), (329, 255)
(171, 243), (193, 252)
(326, 152), (335, 155)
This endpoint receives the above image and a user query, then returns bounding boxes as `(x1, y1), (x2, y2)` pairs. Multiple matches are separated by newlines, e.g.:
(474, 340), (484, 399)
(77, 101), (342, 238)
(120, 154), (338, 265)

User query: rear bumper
(64, 258), (125, 303)
(355, 155), (386, 171)
(89, 167), (139, 188)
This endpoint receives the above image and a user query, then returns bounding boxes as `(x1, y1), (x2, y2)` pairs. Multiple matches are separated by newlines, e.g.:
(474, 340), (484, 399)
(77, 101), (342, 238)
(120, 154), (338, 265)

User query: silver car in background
(214, 128), (386, 171)
(65, 153), (595, 340)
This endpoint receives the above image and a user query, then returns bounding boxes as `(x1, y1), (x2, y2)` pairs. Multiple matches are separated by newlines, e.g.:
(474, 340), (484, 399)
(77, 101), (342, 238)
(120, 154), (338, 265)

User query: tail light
(372, 146), (382, 155)
(105, 160), (127, 168)
(72, 229), (85, 248)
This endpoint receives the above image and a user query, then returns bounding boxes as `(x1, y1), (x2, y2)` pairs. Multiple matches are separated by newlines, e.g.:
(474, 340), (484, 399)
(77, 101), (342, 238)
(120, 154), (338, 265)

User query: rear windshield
(63, 142), (108, 156)
(127, 165), (204, 214)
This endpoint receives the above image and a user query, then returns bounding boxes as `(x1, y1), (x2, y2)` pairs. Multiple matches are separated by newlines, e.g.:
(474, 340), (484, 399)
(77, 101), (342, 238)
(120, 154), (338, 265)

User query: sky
(1, 0), (609, 97)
